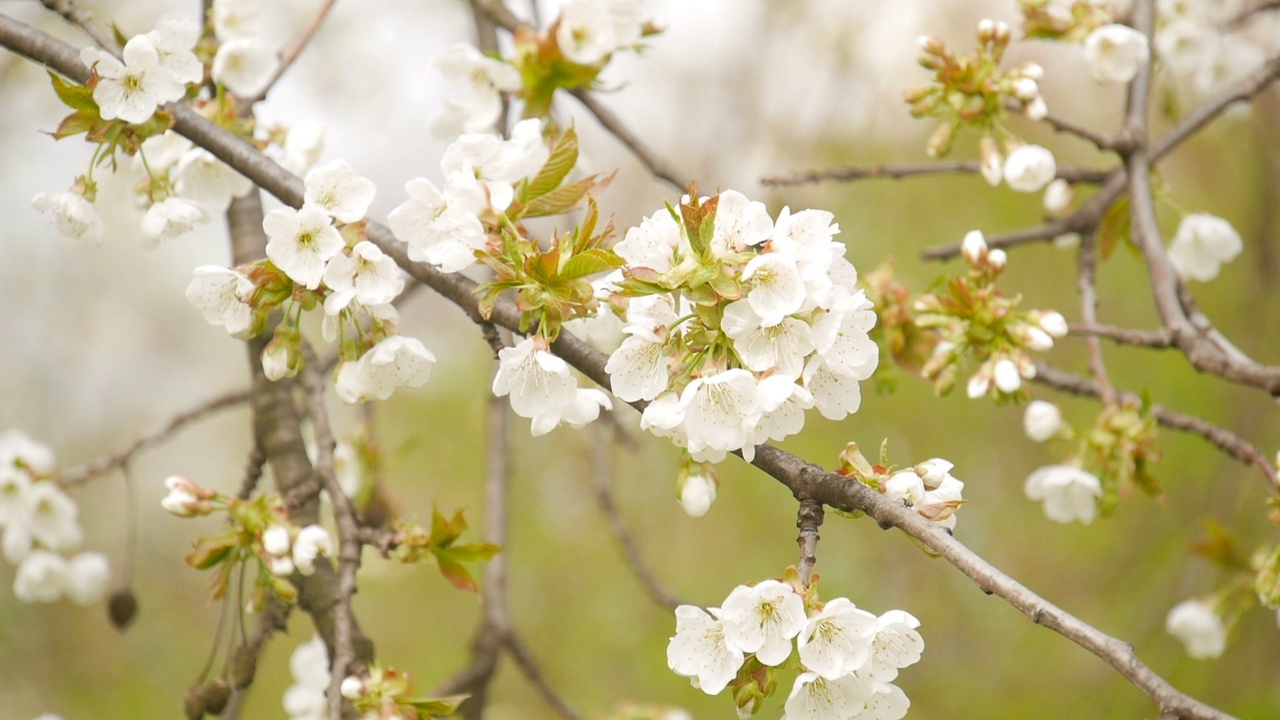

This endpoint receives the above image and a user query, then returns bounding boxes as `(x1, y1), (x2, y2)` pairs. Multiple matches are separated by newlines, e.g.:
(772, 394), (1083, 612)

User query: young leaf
(49, 71), (99, 114)
(521, 125), (578, 203)
(521, 175), (597, 218)
(561, 248), (623, 279)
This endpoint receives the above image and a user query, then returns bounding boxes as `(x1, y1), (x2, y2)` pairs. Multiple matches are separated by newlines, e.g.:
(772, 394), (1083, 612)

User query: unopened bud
(1043, 179), (1073, 216)
(1023, 96), (1048, 121)
(341, 676), (365, 700)
(203, 679), (231, 715)
(977, 18), (996, 41)
(901, 85), (932, 104)
(994, 358), (1022, 393)
(1038, 310), (1069, 338)
(917, 35), (946, 55)
(1020, 62), (1045, 80)
(979, 137), (1002, 187)
(926, 122), (955, 157)
(961, 230), (988, 267)
(1011, 77), (1039, 101)
(992, 21), (1012, 45)
(988, 248), (1008, 270)
(1022, 325), (1054, 351)
(108, 587), (138, 630)
(184, 685), (207, 720)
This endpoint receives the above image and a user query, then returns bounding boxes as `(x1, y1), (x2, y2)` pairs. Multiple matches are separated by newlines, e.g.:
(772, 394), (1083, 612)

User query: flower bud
(108, 587), (138, 630)
(977, 19), (995, 40)
(915, 458), (954, 487)
(1011, 77), (1039, 101)
(926, 122), (955, 157)
(917, 35), (946, 55)
(992, 21), (1012, 45)
(967, 368), (991, 399)
(340, 676), (365, 700)
(1043, 179), (1073, 215)
(1024, 96), (1048, 121)
(1003, 144), (1057, 193)
(1022, 325), (1054, 352)
(961, 230), (988, 267)
(978, 137), (1003, 187)
(203, 678), (231, 715)
(994, 358), (1021, 393)
(988, 248), (1008, 271)
(677, 468), (717, 518)
(1038, 310), (1069, 338)
(1019, 62), (1045, 80)
(184, 685), (207, 720)
(1023, 400), (1063, 442)
(162, 475), (216, 517)
(231, 644), (258, 689)
(261, 524), (292, 556)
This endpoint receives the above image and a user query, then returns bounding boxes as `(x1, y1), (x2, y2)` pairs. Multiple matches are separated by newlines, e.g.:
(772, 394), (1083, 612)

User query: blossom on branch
(31, 191), (103, 244)
(186, 266), (256, 336)
(1083, 24), (1150, 83)
(80, 36), (186, 124)
(1024, 464), (1102, 524)
(1166, 598), (1226, 659)
(263, 204), (345, 289)
(1167, 213), (1243, 282)
(666, 605), (744, 694)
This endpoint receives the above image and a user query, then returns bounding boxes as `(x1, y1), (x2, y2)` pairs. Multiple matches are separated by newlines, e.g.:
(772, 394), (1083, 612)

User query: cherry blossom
(292, 525), (333, 576)
(4, 481), (83, 563)
(432, 42), (522, 138)
(266, 120), (326, 176)
(174, 148), (254, 212)
(186, 266), (256, 336)
(1167, 213), (1242, 282)
(65, 552), (110, 606)
(140, 197), (208, 246)
(680, 370), (762, 463)
(322, 241), (405, 315)
(81, 35), (185, 124)
(677, 469), (716, 518)
(1024, 464), (1102, 524)
(1002, 144), (1056, 193)
(797, 598), (878, 680)
(1023, 400), (1063, 442)
(1083, 24), (1150, 83)
(440, 118), (549, 212)
(333, 336), (436, 403)
(213, 0), (265, 40)
(263, 204), (345, 289)
(304, 159), (377, 224)
(13, 549), (68, 603)
(492, 337), (578, 419)
(666, 605), (744, 694)
(605, 327), (670, 402)
(720, 580), (806, 666)
(31, 191), (103, 244)
(284, 635), (330, 720)
(1166, 599), (1226, 659)
(145, 14), (203, 85)
(783, 672), (874, 720)
(614, 207), (681, 273)
(0, 429), (57, 477)
(556, 0), (645, 66)
(213, 37), (279, 98)
(387, 178), (486, 273)
(866, 610), (924, 683)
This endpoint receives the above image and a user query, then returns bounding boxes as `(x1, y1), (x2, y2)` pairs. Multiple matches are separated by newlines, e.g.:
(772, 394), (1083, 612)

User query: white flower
(65, 552), (110, 605)
(81, 36), (185, 124)
(605, 327), (670, 402)
(1003, 145), (1056, 193)
(146, 14), (203, 85)
(0, 429), (57, 477)
(432, 43), (522, 138)
(32, 191), (103, 244)
(1023, 400), (1063, 442)
(0, 467), (31, 526)
(186, 266), (256, 336)
(264, 204), (345, 289)
(492, 338), (578, 420)
(849, 683), (911, 720)
(666, 605), (744, 694)
(721, 301), (814, 379)
(614, 207), (681, 273)
(966, 368), (991, 399)
(304, 159), (376, 224)
(292, 525), (333, 576)
(720, 580), (807, 666)
(988, 248), (1008, 270)
(810, 292), (878, 379)
(13, 550), (68, 603)
(213, 0), (264, 40)
(339, 676), (365, 700)
(556, 0), (645, 65)
(387, 178), (487, 273)
(322, 241), (404, 314)
(783, 672), (874, 720)
(978, 137), (1003, 187)
(266, 120), (325, 176)
(1038, 310), (1069, 338)
(262, 524), (292, 556)
(1083, 24), (1151, 83)
(529, 388), (612, 437)
(1155, 19), (1219, 77)
(174, 149), (254, 213)
(4, 482), (83, 562)
(141, 198), (208, 246)
(679, 370), (762, 462)
(440, 118), (549, 212)
(712, 189), (773, 254)
(1167, 213), (1243, 282)
(797, 597), (878, 679)
(1024, 464), (1102, 524)
(741, 253), (807, 327)
(213, 37), (279, 97)
(752, 376), (814, 446)
(1043, 179), (1073, 215)
(284, 635), (329, 720)
(678, 470), (717, 518)
(1166, 599), (1226, 659)
(802, 356), (864, 421)
(867, 610), (924, 682)
(333, 336), (435, 403)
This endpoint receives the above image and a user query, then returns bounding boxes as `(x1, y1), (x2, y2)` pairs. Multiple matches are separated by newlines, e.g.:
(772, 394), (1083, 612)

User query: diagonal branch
(242, 0), (340, 106)
(762, 160), (1109, 187)
(0, 15), (1235, 718)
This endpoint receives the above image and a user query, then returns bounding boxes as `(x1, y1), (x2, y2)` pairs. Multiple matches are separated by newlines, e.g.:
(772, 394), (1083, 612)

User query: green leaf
(51, 111), (98, 140)
(520, 125), (578, 203)
(1097, 196), (1130, 262)
(428, 507), (467, 548)
(521, 175), (598, 218)
(49, 71), (98, 114)
(403, 693), (470, 717)
(435, 557), (479, 593)
(437, 543), (501, 563)
(561, 248), (623, 279)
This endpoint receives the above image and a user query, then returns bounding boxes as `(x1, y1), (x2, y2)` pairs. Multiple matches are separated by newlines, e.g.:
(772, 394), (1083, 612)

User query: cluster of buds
(340, 665), (466, 720)
(904, 19), (1047, 160)
(169, 480), (334, 608)
(914, 231), (1067, 401)
(837, 442), (967, 532)
(1019, 0), (1114, 42)
(1082, 398), (1161, 516)
(387, 508), (500, 594)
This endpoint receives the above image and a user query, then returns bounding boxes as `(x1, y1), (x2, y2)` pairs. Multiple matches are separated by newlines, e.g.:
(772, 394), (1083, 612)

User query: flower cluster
(604, 189), (877, 463)
(914, 231), (1067, 401)
(340, 665), (466, 720)
(492, 337), (613, 436)
(166, 477), (334, 607)
(1154, 0), (1275, 96)
(79, 15), (199, 125)
(667, 578), (923, 720)
(0, 430), (110, 606)
(283, 635), (330, 720)
(1166, 212), (1243, 283)
(1165, 598), (1227, 659)
(904, 19), (1054, 192)
(210, 0), (281, 98)
(837, 444), (967, 531)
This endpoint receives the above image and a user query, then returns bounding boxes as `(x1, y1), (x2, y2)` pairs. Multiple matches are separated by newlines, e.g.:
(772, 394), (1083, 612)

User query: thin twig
(0, 19), (1234, 716)
(300, 344), (364, 720)
(38, 0), (117, 53)
(590, 425), (681, 610)
(1033, 362), (1279, 489)
(504, 632), (581, 720)
(1077, 231), (1116, 405)
(59, 388), (252, 487)
(242, 0), (339, 106)
(1069, 323), (1174, 348)
(568, 89), (686, 192)
(1032, 104), (1118, 150)
(762, 160), (1109, 187)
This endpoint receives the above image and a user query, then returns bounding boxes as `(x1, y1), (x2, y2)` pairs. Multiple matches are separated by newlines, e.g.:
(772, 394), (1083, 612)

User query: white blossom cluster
(79, 15), (200, 125)
(256, 522), (334, 578)
(605, 190), (878, 463)
(1166, 213), (1243, 283)
(667, 580), (923, 720)
(0, 430), (110, 606)
(283, 635), (330, 720)
(882, 459), (966, 531)
(210, 0), (281, 98)
(1165, 597), (1227, 659)
(555, 0), (646, 65)
(1154, 0), (1276, 96)
(979, 138), (1057, 194)
(492, 337), (613, 437)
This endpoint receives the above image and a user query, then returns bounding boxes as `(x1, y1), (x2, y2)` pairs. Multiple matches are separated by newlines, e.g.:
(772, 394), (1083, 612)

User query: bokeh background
(1, 0), (1279, 718)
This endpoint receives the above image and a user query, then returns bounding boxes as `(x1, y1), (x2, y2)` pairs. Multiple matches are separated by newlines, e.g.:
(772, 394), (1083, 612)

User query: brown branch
(38, 0), (117, 53)
(1033, 362), (1279, 489)
(300, 344), (365, 720)
(0, 17), (1235, 717)
(567, 88), (686, 192)
(1033, 105), (1118, 151)
(221, 598), (293, 720)
(762, 160), (1109, 187)
(795, 499), (823, 586)
(1077, 232), (1116, 405)
(589, 425), (682, 610)
(1069, 323), (1174, 348)
(504, 631), (581, 720)
(59, 388), (251, 487)
(241, 0), (339, 106)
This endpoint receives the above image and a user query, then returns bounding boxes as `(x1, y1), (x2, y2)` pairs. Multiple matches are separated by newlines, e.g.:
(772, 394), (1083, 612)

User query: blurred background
(1, 0), (1279, 717)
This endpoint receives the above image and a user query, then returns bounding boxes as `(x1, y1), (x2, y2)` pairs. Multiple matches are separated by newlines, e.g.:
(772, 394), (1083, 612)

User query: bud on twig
(108, 587), (138, 630)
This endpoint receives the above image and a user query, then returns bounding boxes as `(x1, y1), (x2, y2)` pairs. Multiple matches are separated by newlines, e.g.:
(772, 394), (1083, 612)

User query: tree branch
(0, 15), (1237, 718)
(761, 160), (1109, 188)
(38, 0), (116, 53)
(1069, 322), (1174, 348)
(242, 0), (340, 106)
(795, 498), (823, 585)
(1077, 231), (1116, 405)
(567, 88), (686, 192)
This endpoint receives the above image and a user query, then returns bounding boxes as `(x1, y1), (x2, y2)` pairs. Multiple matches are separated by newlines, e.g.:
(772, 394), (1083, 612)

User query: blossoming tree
(1, 0), (1279, 718)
